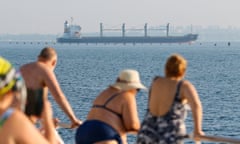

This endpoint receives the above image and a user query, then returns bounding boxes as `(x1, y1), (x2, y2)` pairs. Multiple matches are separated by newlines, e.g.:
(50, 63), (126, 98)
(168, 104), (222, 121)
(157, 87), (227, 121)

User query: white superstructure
(62, 20), (81, 38)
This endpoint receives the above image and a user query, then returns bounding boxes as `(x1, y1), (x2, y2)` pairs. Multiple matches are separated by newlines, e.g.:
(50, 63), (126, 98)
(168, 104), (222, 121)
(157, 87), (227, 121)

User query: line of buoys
(7, 41), (57, 45)
(6, 41), (233, 47)
(227, 42), (231, 46)
(197, 42), (231, 47)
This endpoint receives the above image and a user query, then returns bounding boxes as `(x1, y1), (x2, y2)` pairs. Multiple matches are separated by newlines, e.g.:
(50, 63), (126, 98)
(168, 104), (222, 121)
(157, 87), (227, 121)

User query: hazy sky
(1, 0), (239, 34)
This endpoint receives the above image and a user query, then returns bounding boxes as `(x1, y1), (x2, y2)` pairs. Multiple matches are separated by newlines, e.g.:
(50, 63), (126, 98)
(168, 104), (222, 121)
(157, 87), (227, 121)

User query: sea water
(1, 41), (240, 144)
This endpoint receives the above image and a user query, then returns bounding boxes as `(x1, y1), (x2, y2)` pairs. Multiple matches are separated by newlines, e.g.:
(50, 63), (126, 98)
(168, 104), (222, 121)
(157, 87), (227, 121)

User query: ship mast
(100, 23), (103, 37)
(122, 23), (125, 37)
(144, 23), (148, 37)
(70, 17), (73, 25)
(166, 23), (169, 37)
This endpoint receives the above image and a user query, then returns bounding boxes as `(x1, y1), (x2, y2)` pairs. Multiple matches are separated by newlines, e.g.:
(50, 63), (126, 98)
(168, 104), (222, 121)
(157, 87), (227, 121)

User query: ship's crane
(99, 23), (170, 37)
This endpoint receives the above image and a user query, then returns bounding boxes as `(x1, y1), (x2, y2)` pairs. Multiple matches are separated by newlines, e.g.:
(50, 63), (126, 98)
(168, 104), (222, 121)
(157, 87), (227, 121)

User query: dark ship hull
(57, 34), (198, 44)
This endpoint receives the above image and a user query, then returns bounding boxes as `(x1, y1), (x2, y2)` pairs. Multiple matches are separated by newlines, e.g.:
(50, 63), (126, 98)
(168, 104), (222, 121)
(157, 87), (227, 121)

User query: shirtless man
(20, 47), (81, 128)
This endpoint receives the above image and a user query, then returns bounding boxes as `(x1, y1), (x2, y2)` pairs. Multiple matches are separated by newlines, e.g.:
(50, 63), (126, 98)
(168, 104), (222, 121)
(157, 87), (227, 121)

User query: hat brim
(110, 82), (147, 91)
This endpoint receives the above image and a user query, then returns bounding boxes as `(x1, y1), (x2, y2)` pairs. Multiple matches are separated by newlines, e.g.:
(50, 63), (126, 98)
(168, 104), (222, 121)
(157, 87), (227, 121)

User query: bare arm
(43, 69), (81, 127)
(182, 81), (204, 137)
(41, 101), (58, 144)
(122, 92), (140, 134)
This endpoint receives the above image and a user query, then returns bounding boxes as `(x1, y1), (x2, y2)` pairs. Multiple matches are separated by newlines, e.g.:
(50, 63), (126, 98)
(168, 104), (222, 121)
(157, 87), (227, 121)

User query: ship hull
(57, 34), (198, 44)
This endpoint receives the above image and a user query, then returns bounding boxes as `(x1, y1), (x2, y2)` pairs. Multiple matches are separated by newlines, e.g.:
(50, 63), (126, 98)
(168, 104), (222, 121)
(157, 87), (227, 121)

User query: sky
(1, 0), (240, 34)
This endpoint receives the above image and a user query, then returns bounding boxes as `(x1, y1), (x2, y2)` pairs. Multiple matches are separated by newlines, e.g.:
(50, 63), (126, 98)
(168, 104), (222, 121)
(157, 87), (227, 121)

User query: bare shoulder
(151, 76), (170, 89)
(151, 76), (164, 86)
(181, 80), (199, 99)
(5, 110), (33, 135)
(9, 110), (35, 129)
(152, 76), (163, 82)
(20, 62), (34, 72)
(35, 62), (55, 78)
(9, 110), (49, 144)
(121, 91), (136, 104)
(182, 80), (196, 89)
(20, 62), (46, 73)
(121, 91), (134, 97)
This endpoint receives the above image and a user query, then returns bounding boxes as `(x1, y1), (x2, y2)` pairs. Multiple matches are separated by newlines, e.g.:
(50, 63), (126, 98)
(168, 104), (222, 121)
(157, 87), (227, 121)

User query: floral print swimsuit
(136, 81), (188, 144)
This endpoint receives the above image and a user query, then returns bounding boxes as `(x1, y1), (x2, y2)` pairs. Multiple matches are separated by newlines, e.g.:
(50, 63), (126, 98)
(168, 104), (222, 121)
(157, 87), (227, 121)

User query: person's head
(0, 57), (27, 111)
(38, 47), (57, 69)
(110, 69), (147, 91)
(165, 54), (187, 78)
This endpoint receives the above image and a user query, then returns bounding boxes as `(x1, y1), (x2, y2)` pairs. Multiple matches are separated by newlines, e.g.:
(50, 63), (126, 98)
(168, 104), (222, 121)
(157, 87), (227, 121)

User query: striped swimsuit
(136, 81), (188, 144)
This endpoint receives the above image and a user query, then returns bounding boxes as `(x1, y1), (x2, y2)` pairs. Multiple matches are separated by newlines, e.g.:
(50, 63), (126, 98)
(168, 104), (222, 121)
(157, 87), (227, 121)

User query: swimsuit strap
(103, 92), (123, 106)
(0, 108), (14, 127)
(92, 92), (124, 118)
(174, 80), (183, 101)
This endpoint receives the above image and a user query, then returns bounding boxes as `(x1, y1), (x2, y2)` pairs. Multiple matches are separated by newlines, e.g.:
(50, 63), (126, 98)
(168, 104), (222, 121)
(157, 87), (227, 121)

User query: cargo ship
(56, 20), (198, 44)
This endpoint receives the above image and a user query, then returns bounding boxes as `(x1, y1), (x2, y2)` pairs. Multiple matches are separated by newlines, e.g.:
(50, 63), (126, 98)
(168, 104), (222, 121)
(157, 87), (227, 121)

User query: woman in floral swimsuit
(136, 54), (205, 144)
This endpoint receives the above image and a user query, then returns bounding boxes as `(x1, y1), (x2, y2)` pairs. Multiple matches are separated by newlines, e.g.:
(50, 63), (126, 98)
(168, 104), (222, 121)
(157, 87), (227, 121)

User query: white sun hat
(110, 69), (147, 91)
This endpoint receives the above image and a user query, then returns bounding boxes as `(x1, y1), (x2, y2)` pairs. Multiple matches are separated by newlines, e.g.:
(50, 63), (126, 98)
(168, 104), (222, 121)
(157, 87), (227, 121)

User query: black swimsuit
(92, 92), (123, 119)
(25, 88), (44, 117)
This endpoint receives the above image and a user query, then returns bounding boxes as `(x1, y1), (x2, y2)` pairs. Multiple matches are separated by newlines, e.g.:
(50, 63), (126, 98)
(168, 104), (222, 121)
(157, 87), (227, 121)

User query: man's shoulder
(21, 62), (51, 74)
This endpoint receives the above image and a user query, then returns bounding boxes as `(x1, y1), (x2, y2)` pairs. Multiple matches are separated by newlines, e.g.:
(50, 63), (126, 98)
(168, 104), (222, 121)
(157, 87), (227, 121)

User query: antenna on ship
(122, 23), (125, 37)
(100, 23), (103, 37)
(70, 17), (73, 25)
(191, 24), (193, 34)
(166, 23), (170, 37)
(144, 23), (148, 37)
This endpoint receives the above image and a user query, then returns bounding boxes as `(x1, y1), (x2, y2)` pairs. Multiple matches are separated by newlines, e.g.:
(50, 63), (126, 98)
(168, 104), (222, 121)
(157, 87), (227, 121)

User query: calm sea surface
(1, 41), (240, 144)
